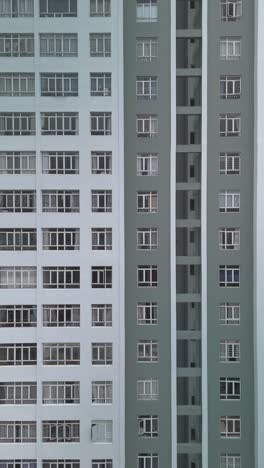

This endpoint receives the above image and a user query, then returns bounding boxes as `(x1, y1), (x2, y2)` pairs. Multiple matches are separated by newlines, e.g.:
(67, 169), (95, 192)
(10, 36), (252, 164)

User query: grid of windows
(92, 343), (112, 365)
(0, 229), (36, 250)
(0, 113), (35, 135)
(91, 152), (112, 174)
(137, 340), (159, 362)
(0, 267), (37, 288)
(220, 303), (240, 325)
(220, 76), (241, 99)
(219, 191), (240, 212)
(136, 114), (158, 137)
(136, 0), (157, 22)
(220, 37), (241, 59)
(40, 34), (78, 56)
(138, 416), (158, 438)
(220, 417), (241, 438)
(136, 76), (158, 100)
(41, 113), (78, 135)
(0, 421), (36, 442)
(42, 228), (80, 250)
(43, 461), (80, 468)
(0, 305), (37, 327)
(220, 113), (241, 136)
(220, 378), (240, 400)
(92, 228), (112, 250)
(218, 228), (240, 250)
(90, 113), (112, 135)
(219, 153), (240, 174)
(41, 73), (78, 97)
(0, 343), (37, 365)
(42, 190), (79, 212)
(137, 191), (158, 213)
(92, 381), (112, 404)
(220, 454), (241, 468)
(0, 152), (36, 174)
(90, 0), (111, 16)
(220, 0), (242, 21)
(90, 73), (111, 97)
(137, 266), (158, 287)
(92, 461), (112, 468)
(91, 304), (112, 327)
(0, 462), (36, 468)
(219, 265), (240, 287)
(90, 33), (111, 57)
(43, 343), (80, 365)
(137, 379), (159, 400)
(0, 34), (34, 56)
(42, 381), (80, 404)
(43, 305), (80, 327)
(137, 302), (158, 325)
(220, 340), (240, 362)
(0, 191), (36, 212)
(136, 37), (158, 62)
(42, 420), (80, 443)
(91, 421), (112, 443)
(138, 454), (159, 468)
(0, 0), (33, 16)
(39, 0), (77, 16)
(137, 153), (158, 176)
(0, 382), (36, 404)
(92, 190), (112, 212)
(42, 267), (80, 288)
(137, 228), (158, 250)
(42, 152), (79, 175)
(0, 73), (35, 96)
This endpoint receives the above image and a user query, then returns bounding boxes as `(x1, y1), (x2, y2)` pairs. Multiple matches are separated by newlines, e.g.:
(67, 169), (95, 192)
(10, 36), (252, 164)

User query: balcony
(177, 376), (201, 406)
(177, 339), (201, 368)
(177, 303), (201, 331)
(176, 0), (202, 30)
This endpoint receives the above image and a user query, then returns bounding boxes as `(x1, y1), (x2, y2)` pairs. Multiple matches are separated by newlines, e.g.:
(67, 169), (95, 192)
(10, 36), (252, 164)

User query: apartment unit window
(219, 228), (240, 250)
(42, 190), (79, 213)
(90, 112), (111, 135)
(42, 267), (80, 289)
(0, 382), (36, 404)
(92, 267), (112, 288)
(138, 416), (158, 438)
(91, 421), (112, 443)
(220, 378), (240, 400)
(137, 153), (158, 176)
(136, 37), (158, 62)
(0, 34), (34, 56)
(0, 463), (37, 468)
(0, 113), (35, 135)
(0, 229), (36, 251)
(92, 343), (112, 365)
(220, 76), (241, 99)
(43, 343), (80, 365)
(136, 114), (158, 137)
(220, 340), (240, 362)
(42, 228), (80, 250)
(0, 421), (36, 442)
(137, 379), (159, 400)
(219, 265), (240, 287)
(90, 33), (111, 57)
(41, 73), (78, 96)
(220, 0), (242, 21)
(220, 417), (240, 438)
(220, 454), (241, 468)
(137, 340), (158, 362)
(138, 266), (158, 287)
(42, 381), (80, 404)
(0, 152), (35, 174)
(219, 191), (240, 212)
(43, 305), (80, 327)
(40, 0), (77, 16)
(0, 343), (37, 365)
(0, 0), (33, 16)
(42, 420), (80, 443)
(92, 228), (112, 250)
(0, 305), (37, 327)
(137, 191), (158, 213)
(91, 151), (112, 174)
(0, 73), (35, 96)
(92, 381), (112, 404)
(136, 76), (158, 100)
(92, 190), (112, 212)
(42, 151), (79, 174)
(43, 462), (79, 468)
(220, 37), (241, 59)
(137, 302), (158, 325)
(220, 303), (240, 325)
(90, 73), (111, 96)
(136, 0), (157, 22)
(137, 228), (158, 250)
(220, 114), (240, 136)
(90, 0), (111, 16)
(219, 153), (240, 174)
(0, 267), (37, 288)
(41, 113), (78, 135)
(40, 34), (78, 56)
(91, 304), (112, 327)
(138, 454), (159, 468)
(92, 461), (112, 468)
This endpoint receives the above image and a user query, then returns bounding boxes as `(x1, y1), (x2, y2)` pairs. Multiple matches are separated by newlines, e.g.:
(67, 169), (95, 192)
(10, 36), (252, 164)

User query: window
(220, 76), (241, 99)
(92, 343), (112, 365)
(92, 267), (112, 288)
(0, 0), (33, 16)
(42, 420), (80, 442)
(220, 303), (240, 325)
(136, 37), (158, 62)
(0, 267), (37, 288)
(0, 462), (37, 468)
(43, 305), (80, 327)
(0, 113), (35, 135)
(220, 340), (240, 362)
(136, 76), (158, 100)
(137, 266), (158, 287)
(220, 0), (242, 21)
(43, 462), (79, 468)
(219, 265), (240, 287)
(137, 340), (158, 362)
(0, 73), (35, 96)
(220, 454), (241, 468)
(220, 417), (240, 438)
(137, 380), (159, 400)
(90, 0), (111, 16)
(0, 421), (36, 442)
(136, 0), (157, 22)
(0, 34), (34, 56)
(137, 302), (158, 325)
(137, 153), (158, 176)
(90, 33), (111, 57)
(137, 192), (158, 213)
(42, 191), (80, 213)
(219, 153), (240, 174)
(40, 0), (77, 16)
(138, 454), (159, 468)
(0, 305), (37, 327)
(0, 152), (36, 174)
(92, 381), (112, 403)
(40, 34), (78, 56)
(137, 114), (158, 137)
(43, 343), (80, 365)
(42, 382), (80, 404)
(90, 73), (111, 96)
(92, 190), (112, 212)
(42, 151), (79, 175)
(220, 37), (241, 59)
(91, 421), (112, 443)
(220, 114), (240, 136)
(92, 461), (112, 468)
(0, 382), (36, 404)
(138, 416), (158, 438)
(220, 378), (240, 400)
(91, 304), (112, 327)
(137, 228), (158, 250)
(219, 228), (240, 250)
(219, 191), (240, 212)
(0, 229), (36, 250)
(90, 113), (112, 135)
(91, 152), (112, 174)
(92, 228), (112, 250)
(41, 113), (78, 135)
(42, 228), (80, 250)
(42, 267), (80, 289)
(0, 343), (37, 365)
(41, 73), (78, 96)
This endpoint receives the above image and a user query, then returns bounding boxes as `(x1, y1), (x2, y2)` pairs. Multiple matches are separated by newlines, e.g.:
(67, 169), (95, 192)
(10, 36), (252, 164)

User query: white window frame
(0, 0), (34, 16)
(138, 416), (158, 438)
(219, 152), (240, 174)
(90, 33), (111, 57)
(42, 343), (80, 365)
(219, 265), (240, 287)
(220, 416), (241, 438)
(136, 37), (158, 62)
(137, 379), (159, 400)
(0, 343), (37, 366)
(91, 190), (112, 213)
(0, 267), (37, 288)
(42, 151), (79, 175)
(0, 190), (36, 213)
(43, 462), (79, 468)
(0, 421), (36, 442)
(137, 302), (158, 325)
(41, 113), (78, 135)
(138, 454), (159, 468)
(90, 73), (111, 97)
(0, 228), (36, 251)
(40, 73), (78, 96)
(219, 303), (240, 325)
(137, 191), (158, 213)
(0, 381), (37, 404)
(92, 462), (112, 468)
(42, 267), (80, 289)
(137, 266), (158, 287)
(91, 266), (112, 288)
(0, 113), (35, 135)
(0, 152), (36, 174)
(91, 151), (112, 174)
(220, 37), (241, 59)
(136, 76), (158, 100)
(92, 381), (112, 404)
(42, 190), (80, 213)
(92, 343), (112, 365)
(0, 73), (35, 96)
(91, 304), (112, 327)
(220, 76), (241, 99)
(136, 0), (157, 22)
(220, 0), (242, 21)
(220, 113), (241, 136)
(42, 381), (80, 404)
(137, 228), (158, 250)
(0, 305), (37, 327)
(136, 114), (158, 137)
(0, 462), (37, 468)
(218, 191), (240, 212)
(92, 228), (112, 251)
(42, 420), (80, 443)
(220, 454), (241, 468)
(40, 33), (78, 56)
(137, 153), (158, 176)
(39, 0), (77, 17)
(218, 228), (240, 250)
(0, 34), (34, 56)
(90, 112), (112, 135)
(220, 340), (240, 362)
(42, 304), (80, 327)
(42, 228), (80, 250)
(91, 420), (112, 443)
(90, 0), (111, 16)
(137, 340), (159, 362)
(220, 378), (240, 400)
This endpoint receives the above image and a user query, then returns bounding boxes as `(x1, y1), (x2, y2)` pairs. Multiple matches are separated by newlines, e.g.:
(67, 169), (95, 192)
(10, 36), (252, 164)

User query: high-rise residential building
(0, 0), (262, 467)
